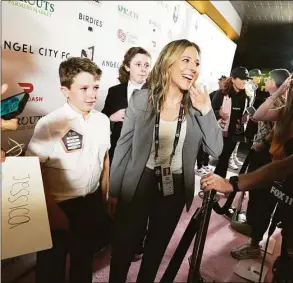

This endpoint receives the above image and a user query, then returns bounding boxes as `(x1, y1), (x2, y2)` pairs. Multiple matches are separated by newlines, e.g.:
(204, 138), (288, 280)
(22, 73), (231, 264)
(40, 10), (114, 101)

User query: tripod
(160, 190), (237, 283)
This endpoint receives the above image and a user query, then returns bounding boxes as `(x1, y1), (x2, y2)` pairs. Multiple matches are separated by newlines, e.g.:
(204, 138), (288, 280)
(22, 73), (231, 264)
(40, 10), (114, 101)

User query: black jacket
(212, 89), (249, 138)
(102, 82), (148, 161)
(245, 88), (270, 141)
(102, 83), (128, 160)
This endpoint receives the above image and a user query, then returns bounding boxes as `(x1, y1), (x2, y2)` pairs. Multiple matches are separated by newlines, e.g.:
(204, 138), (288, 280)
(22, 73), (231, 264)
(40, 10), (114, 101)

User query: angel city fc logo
(117, 29), (126, 42)
(173, 5), (180, 23)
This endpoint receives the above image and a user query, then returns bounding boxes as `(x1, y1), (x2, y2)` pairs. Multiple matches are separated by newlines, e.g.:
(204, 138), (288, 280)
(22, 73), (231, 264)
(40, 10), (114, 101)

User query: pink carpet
(17, 194), (281, 283)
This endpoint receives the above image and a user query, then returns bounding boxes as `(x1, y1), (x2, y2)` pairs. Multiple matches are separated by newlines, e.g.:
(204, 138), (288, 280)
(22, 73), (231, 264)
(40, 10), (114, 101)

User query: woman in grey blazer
(107, 39), (223, 283)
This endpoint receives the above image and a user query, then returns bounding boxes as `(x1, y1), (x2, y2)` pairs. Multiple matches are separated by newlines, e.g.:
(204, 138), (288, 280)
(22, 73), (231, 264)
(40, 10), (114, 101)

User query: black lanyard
(154, 103), (184, 166)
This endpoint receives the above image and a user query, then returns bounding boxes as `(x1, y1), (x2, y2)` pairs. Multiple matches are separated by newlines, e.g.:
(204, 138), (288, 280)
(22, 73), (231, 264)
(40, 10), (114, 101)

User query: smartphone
(246, 106), (256, 116)
(1, 92), (29, 120)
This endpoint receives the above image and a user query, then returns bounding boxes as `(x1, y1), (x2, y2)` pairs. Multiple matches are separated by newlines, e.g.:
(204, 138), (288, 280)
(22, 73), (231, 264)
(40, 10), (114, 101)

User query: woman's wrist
(270, 90), (281, 101)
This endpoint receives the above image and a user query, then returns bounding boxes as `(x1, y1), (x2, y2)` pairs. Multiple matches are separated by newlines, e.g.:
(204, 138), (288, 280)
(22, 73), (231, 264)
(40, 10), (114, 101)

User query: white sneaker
(229, 159), (239, 170)
(233, 155), (243, 166)
(202, 165), (213, 173)
(195, 168), (208, 177)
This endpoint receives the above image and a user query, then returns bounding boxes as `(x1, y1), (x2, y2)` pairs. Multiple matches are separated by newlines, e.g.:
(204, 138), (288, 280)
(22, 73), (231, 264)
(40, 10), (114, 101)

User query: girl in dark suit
(102, 47), (151, 163)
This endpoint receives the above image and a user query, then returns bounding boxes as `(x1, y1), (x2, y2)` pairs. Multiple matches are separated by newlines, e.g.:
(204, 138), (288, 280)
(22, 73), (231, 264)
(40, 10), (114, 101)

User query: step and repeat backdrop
(2, 1), (236, 280)
(2, 0), (237, 149)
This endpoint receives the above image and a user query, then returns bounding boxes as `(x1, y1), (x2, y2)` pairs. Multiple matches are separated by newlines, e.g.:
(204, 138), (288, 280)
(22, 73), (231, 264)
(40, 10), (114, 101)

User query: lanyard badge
(153, 102), (184, 196)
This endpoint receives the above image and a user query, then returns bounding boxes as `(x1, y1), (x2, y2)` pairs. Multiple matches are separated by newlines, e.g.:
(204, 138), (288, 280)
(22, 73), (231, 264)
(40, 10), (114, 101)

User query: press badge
(61, 129), (83, 152)
(154, 165), (174, 196)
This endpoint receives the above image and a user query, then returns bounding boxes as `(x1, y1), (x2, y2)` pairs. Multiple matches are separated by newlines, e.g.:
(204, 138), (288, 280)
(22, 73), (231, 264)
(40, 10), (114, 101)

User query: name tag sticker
(61, 129), (83, 152)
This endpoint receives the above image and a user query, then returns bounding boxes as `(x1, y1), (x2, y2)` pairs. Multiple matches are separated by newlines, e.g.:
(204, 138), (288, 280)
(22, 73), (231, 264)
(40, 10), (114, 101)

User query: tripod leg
(160, 208), (201, 283)
(231, 191), (246, 221)
(188, 190), (216, 283)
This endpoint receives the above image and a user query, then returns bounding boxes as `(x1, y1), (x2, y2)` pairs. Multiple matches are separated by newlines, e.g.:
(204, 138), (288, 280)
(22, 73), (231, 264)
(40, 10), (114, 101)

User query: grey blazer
(109, 89), (223, 211)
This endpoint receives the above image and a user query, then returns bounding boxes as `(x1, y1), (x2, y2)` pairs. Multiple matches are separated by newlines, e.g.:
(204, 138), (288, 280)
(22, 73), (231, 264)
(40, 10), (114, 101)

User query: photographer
(229, 69), (289, 259)
(201, 151), (293, 282)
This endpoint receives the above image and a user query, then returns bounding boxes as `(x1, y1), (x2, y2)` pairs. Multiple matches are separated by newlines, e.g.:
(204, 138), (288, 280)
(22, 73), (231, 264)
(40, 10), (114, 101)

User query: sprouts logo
(8, 0), (55, 17)
(18, 115), (44, 131)
(18, 83), (43, 102)
(173, 5), (180, 23)
(117, 29), (138, 45)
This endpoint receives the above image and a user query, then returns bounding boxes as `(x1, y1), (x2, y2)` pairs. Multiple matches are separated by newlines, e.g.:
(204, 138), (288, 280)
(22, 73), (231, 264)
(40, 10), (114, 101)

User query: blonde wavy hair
(147, 39), (200, 115)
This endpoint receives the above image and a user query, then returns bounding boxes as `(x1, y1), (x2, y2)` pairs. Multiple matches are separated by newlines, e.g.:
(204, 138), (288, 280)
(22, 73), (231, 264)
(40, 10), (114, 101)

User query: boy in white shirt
(26, 57), (111, 283)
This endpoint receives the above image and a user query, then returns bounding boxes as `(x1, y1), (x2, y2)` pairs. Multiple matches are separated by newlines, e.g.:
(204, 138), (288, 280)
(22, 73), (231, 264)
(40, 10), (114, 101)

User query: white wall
(2, 0), (236, 150)
(210, 1), (243, 36)
(1, 1), (237, 279)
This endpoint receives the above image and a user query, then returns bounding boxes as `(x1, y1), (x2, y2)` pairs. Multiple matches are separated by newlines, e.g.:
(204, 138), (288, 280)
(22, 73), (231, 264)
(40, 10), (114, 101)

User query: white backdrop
(2, 0), (236, 150)
(1, 1), (236, 279)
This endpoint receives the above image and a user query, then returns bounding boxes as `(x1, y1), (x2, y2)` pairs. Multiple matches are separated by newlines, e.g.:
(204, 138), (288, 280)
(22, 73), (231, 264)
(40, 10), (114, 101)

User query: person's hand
(241, 113), (249, 124)
(275, 76), (293, 97)
(107, 196), (118, 219)
(1, 149), (6, 163)
(48, 206), (69, 231)
(219, 108), (229, 121)
(101, 187), (108, 204)
(1, 84), (19, 132)
(189, 84), (211, 115)
(110, 109), (126, 122)
(200, 173), (233, 193)
(252, 142), (265, 152)
(1, 118), (19, 131)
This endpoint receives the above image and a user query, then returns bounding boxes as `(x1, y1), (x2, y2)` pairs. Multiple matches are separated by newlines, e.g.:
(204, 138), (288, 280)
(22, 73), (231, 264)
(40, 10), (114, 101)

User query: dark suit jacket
(102, 83), (128, 160)
(109, 89), (223, 211)
(102, 83), (148, 161)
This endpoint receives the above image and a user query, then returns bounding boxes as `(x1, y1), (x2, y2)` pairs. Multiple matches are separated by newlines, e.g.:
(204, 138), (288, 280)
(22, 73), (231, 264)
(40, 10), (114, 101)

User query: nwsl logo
(173, 5), (180, 23)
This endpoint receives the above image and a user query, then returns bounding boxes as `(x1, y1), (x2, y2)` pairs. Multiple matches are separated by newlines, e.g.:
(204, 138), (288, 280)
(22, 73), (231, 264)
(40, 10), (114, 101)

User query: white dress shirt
(127, 80), (145, 102)
(26, 103), (111, 202)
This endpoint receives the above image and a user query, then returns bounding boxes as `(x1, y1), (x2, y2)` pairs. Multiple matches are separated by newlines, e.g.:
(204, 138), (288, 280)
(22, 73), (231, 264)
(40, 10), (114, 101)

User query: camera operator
(201, 151), (293, 282)
(229, 69), (289, 259)
(201, 76), (293, 282)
